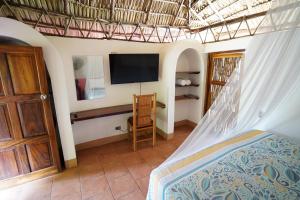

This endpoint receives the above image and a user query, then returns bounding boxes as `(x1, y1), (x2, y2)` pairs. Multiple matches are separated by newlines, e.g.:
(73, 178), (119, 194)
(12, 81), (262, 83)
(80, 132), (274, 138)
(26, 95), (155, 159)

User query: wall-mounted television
(109, 54), (159, 84)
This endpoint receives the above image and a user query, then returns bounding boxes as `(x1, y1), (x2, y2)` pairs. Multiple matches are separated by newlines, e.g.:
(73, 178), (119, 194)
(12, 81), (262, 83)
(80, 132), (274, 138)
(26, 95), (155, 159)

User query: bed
(147, 130), (300, 200)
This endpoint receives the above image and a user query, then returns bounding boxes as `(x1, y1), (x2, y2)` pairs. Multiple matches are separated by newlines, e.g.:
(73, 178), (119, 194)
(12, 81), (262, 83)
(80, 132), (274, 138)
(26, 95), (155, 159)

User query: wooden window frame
(204, 49), (245, 113)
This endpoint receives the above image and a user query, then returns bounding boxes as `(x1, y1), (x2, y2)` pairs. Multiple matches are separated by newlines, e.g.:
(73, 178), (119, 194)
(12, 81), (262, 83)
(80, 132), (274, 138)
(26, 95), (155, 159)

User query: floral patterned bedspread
(148, 131), (300, 200)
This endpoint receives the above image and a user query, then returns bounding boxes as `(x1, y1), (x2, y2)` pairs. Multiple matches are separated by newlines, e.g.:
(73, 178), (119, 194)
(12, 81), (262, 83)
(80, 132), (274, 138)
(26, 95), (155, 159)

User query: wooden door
(205, 50), (244, 112)
(0, 45), (61, 182)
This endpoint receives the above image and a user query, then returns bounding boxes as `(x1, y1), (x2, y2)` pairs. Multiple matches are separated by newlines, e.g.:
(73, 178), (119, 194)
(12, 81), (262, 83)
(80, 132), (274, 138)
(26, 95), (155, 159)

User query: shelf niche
(174, 48), (202, 127)
(175, 94), (199, 101)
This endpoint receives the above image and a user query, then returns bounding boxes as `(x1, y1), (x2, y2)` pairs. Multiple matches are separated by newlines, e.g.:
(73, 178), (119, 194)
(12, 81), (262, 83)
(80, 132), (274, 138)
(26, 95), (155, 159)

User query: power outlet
(115, 126), (121, 130)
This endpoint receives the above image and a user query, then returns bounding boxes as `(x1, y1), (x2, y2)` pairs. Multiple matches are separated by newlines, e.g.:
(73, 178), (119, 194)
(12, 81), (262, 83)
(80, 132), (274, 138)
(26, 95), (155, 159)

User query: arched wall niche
(160, 40), (207, 134)
(174, 48), (202, 125)
(0, 17), (76, 162)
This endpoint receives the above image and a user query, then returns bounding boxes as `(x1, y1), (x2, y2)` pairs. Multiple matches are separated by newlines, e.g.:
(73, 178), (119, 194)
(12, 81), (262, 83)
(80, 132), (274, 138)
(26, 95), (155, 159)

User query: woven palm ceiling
(0, 0), (272, 43)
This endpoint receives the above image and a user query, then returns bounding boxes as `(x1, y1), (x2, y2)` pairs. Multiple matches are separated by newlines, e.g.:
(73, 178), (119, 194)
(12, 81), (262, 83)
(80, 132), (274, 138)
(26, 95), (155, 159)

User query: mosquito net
(148, 1), (300, 197)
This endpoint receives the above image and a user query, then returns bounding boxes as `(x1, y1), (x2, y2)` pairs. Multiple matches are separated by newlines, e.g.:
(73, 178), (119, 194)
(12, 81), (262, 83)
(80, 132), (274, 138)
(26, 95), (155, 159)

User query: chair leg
(153, 126), (156, 147)
(127, 122), (130, 141)
(133, 128), (137, 151)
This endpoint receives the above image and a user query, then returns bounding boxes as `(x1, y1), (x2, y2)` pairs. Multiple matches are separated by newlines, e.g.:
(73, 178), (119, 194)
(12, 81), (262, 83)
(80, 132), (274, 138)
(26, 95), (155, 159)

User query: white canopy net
(148, 0), (300, 198)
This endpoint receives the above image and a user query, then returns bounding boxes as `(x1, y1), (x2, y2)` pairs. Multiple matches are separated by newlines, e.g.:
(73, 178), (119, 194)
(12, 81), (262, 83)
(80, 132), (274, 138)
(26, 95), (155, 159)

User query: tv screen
(109, 54), (159, 84)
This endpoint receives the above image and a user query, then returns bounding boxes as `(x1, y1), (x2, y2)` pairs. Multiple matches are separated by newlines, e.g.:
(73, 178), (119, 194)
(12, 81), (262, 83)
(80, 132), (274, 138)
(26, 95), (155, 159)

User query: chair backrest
(133, 93), (156, 128)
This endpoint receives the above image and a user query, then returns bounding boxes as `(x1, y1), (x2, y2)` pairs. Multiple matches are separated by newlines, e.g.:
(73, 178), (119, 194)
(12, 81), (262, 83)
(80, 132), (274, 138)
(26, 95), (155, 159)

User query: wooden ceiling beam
(139, 26), (146, 42)
(155, 26), (161, 43)
(120, 24), (128, 40)
(207, 0), (224, 21)
(3, 0), (23, 22)
(64, 16), (72, 36)
(145, 0), (153, 24)
(34, 12), (44, 29)
(155, 0), (187, 7)
(246, 0), (254, 14)
(0, 2), (5, 13)
(86, 17), (97, 37)
(190, 8), (209, 26)
(196, 0), (239, 22)
(191, 11), (267, 32)
(4, 1), (188, 30)
(146, 26), (156, 42)
(172, 0), (185, 26)
(110, 0), (115, 21)
(64, 0), (70, 15)
(129, 25), (139, 40)
(5, 1), (110, 23)
(99, 22), (108, 38)
(43, 8), (61, 36)
(188, 0), (191, 27)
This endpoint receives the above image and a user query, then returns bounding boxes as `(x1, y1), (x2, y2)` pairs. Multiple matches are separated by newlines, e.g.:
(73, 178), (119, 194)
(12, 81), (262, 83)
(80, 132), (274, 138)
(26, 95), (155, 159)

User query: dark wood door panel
(0, 45), (61, 184)
(0, 148), (20, 180)
(0, 54), (13, 96)
(6, 53), (40, 95)
(17, 100), (47, 138)
(0, 81), (4, 97)
(0, 104), (13, 142)
(26, 140), (52, 172)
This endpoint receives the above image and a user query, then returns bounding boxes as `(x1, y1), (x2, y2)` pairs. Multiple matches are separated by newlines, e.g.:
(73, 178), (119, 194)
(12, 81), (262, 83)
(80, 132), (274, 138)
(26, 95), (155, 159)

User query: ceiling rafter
(190, 8), (209, 26)
(86, 17), (97, 38)
(207, 0), (224, 21)
(34, 12), (44, 29)
(192, 11), (267, 32)
(3, 0), (23, 22)
(172, 0), (185, 26)
(120, 24), (128, 40)
(64, 16), (72, 36)
(0, 0), (273, 43)
(145, 0), (154, 24)
(110, 0), (115, 21)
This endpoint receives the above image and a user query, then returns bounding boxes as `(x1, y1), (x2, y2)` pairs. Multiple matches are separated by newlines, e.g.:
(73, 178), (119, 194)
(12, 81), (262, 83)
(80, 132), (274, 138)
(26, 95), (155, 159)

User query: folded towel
(176, 79), (186, 86)
(185, 80), (192, 85)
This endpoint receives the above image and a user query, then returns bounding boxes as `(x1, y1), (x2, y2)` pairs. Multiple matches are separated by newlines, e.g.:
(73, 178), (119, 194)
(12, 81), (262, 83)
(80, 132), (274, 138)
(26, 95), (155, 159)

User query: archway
(0, 17), (76, 163)
(160, 40), (207, 135)
(174, 48), (202, 128)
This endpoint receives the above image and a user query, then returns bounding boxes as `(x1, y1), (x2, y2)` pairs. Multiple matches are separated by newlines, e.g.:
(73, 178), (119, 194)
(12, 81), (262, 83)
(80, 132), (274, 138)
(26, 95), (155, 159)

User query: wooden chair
(127, 93), (157, 151)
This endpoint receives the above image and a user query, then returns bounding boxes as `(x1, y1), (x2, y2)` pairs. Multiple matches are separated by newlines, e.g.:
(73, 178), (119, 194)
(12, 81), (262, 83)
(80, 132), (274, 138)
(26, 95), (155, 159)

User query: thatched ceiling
(0, 0), (272, 43)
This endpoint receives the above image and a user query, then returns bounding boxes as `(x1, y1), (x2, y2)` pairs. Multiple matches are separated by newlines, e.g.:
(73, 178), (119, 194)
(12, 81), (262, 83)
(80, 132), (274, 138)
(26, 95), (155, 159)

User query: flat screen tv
(109, 54), (159, 84)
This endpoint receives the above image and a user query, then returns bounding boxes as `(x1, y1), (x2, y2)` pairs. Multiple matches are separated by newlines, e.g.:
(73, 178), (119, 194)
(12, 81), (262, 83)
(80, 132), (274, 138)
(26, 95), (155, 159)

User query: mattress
(147, 130), (300, 200)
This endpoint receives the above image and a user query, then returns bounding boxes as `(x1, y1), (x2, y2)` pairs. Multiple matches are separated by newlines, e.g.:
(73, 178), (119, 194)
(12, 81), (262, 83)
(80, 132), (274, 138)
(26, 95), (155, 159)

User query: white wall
(48, 37), (166, 144)
(204, 37), (251, 53)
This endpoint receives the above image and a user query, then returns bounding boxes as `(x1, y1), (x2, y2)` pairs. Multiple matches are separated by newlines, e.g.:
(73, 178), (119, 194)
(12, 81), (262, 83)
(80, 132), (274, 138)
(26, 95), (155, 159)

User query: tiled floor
(0, 125), (193, 200)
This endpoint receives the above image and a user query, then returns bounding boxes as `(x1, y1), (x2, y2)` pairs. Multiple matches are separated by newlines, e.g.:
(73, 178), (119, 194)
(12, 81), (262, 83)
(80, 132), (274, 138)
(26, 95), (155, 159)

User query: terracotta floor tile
(120, 152), (144, 167)
(137, 148), (158, 160)
(127, 162), (152, 180)
(103, 162), (129, 180)
(19, 177), (53, 200)
(143, 155), (165, 169)
(51, 171), (81, 198)
(78, 153), (100, 166)
(117, 189), (145, 200)
(81, 175), (110, 200)
(85, 188), (114, 200)
(99, 153), (122, 165)
(0, 126), (193, 200)
(97, 144), (118, 155)
(136, 176), (150, 197)
(79, 163), (104, 180)
(51, 192), (82, 200)
(108, 174), (139, 199)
